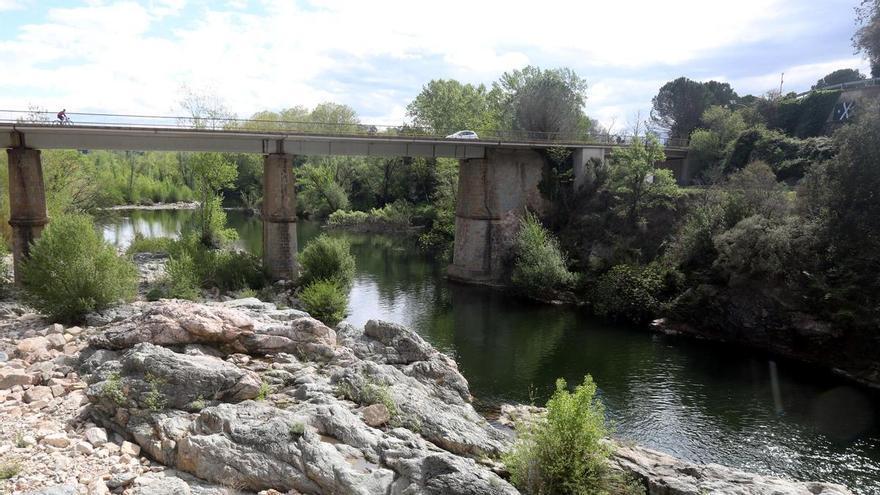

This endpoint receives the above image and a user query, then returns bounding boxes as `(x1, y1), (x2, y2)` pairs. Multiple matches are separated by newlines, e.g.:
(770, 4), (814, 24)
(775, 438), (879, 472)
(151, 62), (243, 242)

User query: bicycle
(55, 116), (73, 126)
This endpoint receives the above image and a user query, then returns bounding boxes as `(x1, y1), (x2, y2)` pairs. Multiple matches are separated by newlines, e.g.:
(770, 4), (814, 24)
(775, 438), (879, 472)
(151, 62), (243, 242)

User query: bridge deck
(1, 124), (689, 158)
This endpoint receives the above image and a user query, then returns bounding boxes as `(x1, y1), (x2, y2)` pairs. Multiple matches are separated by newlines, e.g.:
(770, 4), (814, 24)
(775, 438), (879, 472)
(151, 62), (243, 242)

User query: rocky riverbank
(0, 299), (855, 495)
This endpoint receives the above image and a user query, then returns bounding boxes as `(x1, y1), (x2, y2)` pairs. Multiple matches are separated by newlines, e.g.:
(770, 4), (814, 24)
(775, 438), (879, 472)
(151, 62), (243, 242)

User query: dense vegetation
(20, 214), (137, 322)
(505, 375), (643, 495)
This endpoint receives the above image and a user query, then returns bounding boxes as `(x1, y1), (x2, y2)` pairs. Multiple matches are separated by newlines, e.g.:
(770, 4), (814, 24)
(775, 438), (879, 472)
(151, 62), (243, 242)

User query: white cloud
(0, 0), (864, 127)
(0, 0), (24, 11)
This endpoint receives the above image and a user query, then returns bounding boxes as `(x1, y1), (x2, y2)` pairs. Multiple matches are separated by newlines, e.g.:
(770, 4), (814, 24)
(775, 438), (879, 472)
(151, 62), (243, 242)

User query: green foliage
(328, 209), (370, 226)
(299, 279), (348, 326)
(20, 214), (137, 323)
(608, 135), (680, 224)
(491, 66), (589, 139)
(299, 164), (350, 219)
(511, 212), (576, 296)
(651, 77), (738, 137)
(189, 152), (238, 245)
(256, 381), (271, 401)
(0, 461), (21, 480)
(102, 372), (126, 406)
(126, 234), (175, 255)
(504, 376), (619, 495)
(813, 68), (867, 90)
(289, 422), (306, 437)
(142, 372), (168, 411)
(724, 126), (836, 181)
(418, 158), (458, 257)
(713, 215), (819, 287)
(406, 79), (497, 134)
(591, 263), (676, 324)
(165, 251), (201, 300)
(299, 234), (356, 288)
(769, 90), (841, 138)
(854, 0), (880, 77)
(153, 234), (266, 300)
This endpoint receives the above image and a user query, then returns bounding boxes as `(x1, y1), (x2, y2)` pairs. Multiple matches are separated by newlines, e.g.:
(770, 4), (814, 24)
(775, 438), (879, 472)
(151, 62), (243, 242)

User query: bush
(125, 234), (175, 255)
(505, 376), (635, 495)
(299, 234), (356, 288)
(713, 215), (820, 288)
(327, 210), (370, 226)
(370, 199), (414, 226)
(164, 251), (200, 300)
(20, 214), (137, 322)
(511, 212), (576, 296)
(299, 279), (348, 326)
(591, 263), (674, 324)
(155, 235), (267, 299)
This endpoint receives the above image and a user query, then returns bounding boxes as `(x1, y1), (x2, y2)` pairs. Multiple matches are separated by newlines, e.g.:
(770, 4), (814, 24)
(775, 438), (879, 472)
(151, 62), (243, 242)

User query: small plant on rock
(289, 422), (306, 438)
(256, 381), (271, 401)
(0, 461), (21, 480)
(299, 279), (348, 326)
(504, 375), (623, 495)
(102, 372), (127, 406)
(142, 372), (168, 411)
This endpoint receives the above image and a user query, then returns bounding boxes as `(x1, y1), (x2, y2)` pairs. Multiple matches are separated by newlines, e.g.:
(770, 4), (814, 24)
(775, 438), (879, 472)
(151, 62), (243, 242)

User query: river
(98, 208), (880, 493)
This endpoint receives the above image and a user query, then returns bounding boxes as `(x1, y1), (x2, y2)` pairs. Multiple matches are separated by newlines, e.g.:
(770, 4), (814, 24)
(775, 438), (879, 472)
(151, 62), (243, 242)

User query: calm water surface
(99, 209), (880, 493)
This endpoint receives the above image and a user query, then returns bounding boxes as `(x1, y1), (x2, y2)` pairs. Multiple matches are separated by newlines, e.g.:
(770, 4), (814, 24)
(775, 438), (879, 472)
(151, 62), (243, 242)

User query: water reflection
(99, 210), (880, 493)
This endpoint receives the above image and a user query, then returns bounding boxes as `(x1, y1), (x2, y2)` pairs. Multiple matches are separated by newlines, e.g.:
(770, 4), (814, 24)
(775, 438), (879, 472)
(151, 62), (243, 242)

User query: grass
(142, 372), (168, 411)
(0, 461), (21, 480)
(256, 381), (271, 401)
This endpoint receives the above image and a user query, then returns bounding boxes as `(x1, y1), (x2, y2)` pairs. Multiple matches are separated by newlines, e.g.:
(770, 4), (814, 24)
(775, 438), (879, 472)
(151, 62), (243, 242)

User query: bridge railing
(0, 109), (690, 148)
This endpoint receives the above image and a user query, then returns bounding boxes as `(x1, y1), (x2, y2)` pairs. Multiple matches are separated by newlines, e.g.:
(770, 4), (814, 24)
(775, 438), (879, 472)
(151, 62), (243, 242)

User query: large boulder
(86, 343), (261, 413)
(613, 443), (853, 495)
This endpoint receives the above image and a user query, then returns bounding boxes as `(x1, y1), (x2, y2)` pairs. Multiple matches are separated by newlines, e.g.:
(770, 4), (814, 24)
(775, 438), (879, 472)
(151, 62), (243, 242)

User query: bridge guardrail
(0, 109), (690, 149)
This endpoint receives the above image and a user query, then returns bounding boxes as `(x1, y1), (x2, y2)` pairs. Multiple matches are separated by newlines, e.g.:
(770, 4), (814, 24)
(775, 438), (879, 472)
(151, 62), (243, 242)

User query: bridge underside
(2, 124), (689, 285)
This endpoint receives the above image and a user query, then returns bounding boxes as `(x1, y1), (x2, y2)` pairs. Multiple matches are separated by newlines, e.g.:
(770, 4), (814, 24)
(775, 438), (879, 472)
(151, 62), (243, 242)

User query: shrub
(504, 376), (617, 495)
(713, 215), (819, 288)
(0, 461), (21, 480)
(125, 234), (175, 255)
(328, 209), (370, 226)
(511, 212), (576, 296)
(300, 279), (348, 326)
(20, 214), (137, 322)
(591, 263), (674, 324)
(165, 252), (200, 300)
(370, 199), (414, 226)
(299, 235), (356, 288)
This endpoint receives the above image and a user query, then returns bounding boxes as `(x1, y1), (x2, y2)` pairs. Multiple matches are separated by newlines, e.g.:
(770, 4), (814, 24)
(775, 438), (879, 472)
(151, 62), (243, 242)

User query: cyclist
(57, 109), (68, 124)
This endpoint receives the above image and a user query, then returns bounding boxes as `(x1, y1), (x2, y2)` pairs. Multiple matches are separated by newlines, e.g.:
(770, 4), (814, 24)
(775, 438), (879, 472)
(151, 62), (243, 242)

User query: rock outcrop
(82, 300), (517, 495)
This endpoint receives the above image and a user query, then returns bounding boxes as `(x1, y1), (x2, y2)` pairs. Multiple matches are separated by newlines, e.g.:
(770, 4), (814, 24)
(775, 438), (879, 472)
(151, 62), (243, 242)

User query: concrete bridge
(1, 123), (688, 285)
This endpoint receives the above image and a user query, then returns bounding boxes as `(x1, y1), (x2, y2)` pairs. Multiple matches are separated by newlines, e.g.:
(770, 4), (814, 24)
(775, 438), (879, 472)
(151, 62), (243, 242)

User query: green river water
(98, 209), (880, 493)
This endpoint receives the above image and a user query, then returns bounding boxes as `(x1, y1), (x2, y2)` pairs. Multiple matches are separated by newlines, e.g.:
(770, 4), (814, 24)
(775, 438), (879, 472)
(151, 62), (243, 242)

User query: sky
(0, 0), (872, 131)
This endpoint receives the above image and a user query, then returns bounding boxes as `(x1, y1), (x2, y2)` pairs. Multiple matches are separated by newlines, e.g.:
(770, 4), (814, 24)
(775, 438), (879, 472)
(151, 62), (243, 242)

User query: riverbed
(97, 208), (880, 493)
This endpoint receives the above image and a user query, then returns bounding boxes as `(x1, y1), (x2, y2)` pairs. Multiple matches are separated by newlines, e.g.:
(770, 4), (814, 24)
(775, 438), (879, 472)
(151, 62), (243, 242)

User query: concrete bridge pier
(572, 148), (606, 190)
(262, 152), (298, 281)
(6, 146), (49, 285)
(447, 148), (547, 285)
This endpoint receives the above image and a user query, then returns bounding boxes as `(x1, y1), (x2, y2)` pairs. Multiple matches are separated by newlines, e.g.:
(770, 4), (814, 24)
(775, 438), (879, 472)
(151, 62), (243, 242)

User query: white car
(445, 130), (479, 140)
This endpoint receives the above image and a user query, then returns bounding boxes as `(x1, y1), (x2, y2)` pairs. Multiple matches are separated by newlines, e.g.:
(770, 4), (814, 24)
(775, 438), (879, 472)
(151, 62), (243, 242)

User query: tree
(189, 152), (238, 245)
(608, 134), (680, 225)
(490, 66), (589, 140)
(177, 86), (234, 129)
(812, 68), (867, 89)
(651, 77), (739, 138)
(406, 80), (496, 134)
(854, 0), (880, 77)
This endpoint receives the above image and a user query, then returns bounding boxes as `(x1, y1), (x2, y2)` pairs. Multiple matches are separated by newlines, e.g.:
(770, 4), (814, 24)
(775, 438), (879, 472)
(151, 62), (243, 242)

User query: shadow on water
(100, 210), (880, 493)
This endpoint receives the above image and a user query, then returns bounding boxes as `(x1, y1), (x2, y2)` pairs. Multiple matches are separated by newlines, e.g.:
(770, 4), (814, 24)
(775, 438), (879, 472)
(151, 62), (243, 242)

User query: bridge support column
(262, 153), (297, 281)
(6, 147), (48, 285)
(572, 148), (606, 190)
(447, 148), (547, 285)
